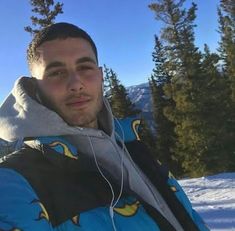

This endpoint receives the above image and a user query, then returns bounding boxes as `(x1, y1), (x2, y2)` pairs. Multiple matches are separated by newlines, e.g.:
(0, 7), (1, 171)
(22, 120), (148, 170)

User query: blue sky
(0, 0), (220, 102)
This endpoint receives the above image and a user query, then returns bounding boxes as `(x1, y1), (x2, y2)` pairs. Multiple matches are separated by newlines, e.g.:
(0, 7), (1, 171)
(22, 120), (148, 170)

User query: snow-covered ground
(179, 173), (235, 231)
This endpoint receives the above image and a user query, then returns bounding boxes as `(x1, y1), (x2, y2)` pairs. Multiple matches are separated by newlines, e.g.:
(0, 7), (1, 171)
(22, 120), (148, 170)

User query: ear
(99, 66), (104, 82)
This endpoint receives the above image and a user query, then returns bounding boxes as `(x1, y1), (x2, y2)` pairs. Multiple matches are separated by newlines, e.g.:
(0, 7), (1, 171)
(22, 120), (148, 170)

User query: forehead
(35, 38), (97, 64)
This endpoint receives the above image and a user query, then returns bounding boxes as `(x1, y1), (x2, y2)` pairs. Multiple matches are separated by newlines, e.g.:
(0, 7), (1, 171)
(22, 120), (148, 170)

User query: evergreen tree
(149, 0), (205, 176)
(149, 0), (201, 78)
(199, 44), (235, 173)
(25, 0), (63, 35)
(103, 65), (140, 118)
(217, 0), (235, 171)
(149, 36), (182, 176)
(218, 0), (235, 101)
(149, 0), (235, 175)
(149, 0), (223, 176)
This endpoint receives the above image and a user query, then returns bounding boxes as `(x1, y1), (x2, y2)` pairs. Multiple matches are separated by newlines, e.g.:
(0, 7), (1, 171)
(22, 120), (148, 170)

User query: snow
(179, 173), (235, 231)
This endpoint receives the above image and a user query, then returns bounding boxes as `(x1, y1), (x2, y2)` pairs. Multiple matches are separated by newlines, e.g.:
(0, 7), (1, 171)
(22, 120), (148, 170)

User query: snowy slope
(179, 173), (235, 231)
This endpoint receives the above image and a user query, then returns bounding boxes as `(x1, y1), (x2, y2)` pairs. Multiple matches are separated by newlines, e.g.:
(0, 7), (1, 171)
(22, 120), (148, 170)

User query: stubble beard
(64, 97), (103, 128)
(36, 85), (103, 128)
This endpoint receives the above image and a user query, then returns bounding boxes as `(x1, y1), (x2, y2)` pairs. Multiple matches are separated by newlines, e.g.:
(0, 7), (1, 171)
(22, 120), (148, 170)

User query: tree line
(148, 0), (235, 177)
(2, 0), (234, 177)
(103, 0), (235, 177)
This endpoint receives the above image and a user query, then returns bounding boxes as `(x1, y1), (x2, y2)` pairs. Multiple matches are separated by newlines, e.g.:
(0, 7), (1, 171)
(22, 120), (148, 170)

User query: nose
(67, 72), (85, 92)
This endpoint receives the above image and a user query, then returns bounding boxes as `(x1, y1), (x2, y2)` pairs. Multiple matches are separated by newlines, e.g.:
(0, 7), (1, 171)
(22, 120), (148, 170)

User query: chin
(66, 117), (96, 128)
(66, 119), (83, 127)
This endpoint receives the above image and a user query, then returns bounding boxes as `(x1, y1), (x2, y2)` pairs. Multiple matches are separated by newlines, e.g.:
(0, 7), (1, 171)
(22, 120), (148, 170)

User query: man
(0, 22), (209, 231)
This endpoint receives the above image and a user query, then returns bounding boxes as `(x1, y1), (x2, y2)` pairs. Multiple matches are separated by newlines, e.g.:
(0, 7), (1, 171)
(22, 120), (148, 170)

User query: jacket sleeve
(0, 168), (53, 231)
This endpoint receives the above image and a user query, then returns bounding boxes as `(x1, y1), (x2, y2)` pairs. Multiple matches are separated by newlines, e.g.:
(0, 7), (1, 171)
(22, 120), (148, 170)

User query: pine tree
(199, 44), (235, 173)
(25, 0), (63, 35)
(149, 0), (211, 176)
(218, 0), (235, 101)
(148, 0), (235, 176)
(103, 65), (140, 118)
(149, 36), (182, 176)
(217, 0), (235, 171)
(149, 0), (201, 78)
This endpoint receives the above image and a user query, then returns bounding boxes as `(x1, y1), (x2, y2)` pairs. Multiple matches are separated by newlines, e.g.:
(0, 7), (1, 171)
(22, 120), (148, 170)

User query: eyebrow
(45, 61), (65, 72)
(76, 57), (97, 65)
(45, 57), (97, 72)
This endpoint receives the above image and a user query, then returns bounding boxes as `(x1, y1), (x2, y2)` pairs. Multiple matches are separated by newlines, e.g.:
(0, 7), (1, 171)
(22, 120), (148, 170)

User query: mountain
(127, 82), (155, 130)
(127, 82), (152, 113)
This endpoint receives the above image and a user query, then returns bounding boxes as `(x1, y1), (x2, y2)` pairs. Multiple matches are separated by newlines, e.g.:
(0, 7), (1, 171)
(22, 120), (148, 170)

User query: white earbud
(102, 81), (104, 92)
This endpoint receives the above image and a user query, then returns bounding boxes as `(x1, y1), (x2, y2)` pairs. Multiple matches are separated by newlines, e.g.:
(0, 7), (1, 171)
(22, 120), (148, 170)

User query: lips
(66, 97), (90, 108)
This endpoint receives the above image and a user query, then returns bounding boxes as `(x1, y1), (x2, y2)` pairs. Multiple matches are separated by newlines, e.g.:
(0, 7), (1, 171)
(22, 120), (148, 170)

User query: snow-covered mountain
(127, 82), (152, 113)
(179, 172), (235, 231)
(127, 82), (155, 130)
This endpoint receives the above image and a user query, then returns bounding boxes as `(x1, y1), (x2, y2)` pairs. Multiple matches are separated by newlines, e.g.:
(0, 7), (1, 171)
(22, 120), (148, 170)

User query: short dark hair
(27, 22), (98, 70)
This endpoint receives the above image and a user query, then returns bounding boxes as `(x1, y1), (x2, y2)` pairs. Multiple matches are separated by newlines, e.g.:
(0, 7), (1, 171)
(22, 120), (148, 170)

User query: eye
(46, 70), (67, 78)
(77, 65), (94, 71)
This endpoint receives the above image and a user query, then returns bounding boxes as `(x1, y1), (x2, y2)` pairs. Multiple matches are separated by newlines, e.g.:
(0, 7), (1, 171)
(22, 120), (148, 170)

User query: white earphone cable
(87, 135), (117, 231)
(86, 97), (126, 231)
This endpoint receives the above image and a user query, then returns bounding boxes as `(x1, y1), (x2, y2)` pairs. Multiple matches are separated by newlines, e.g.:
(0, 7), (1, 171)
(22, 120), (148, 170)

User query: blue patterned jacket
(0, 117), (209, 231)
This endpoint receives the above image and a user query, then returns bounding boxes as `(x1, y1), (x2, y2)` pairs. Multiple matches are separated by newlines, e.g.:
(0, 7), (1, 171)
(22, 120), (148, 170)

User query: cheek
(40, 80), (65, 95)
(39, 82), (64, 105)
(91, 83), (103, 100)
(84, 76), (102, 91)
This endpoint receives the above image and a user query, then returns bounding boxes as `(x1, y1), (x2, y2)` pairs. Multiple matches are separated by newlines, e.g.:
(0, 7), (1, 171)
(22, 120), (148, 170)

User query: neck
(84, 119), (98, 129)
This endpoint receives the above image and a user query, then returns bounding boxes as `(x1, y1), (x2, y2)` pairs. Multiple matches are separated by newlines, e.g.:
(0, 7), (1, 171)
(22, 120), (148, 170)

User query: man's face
(31, 38), (103, 129)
